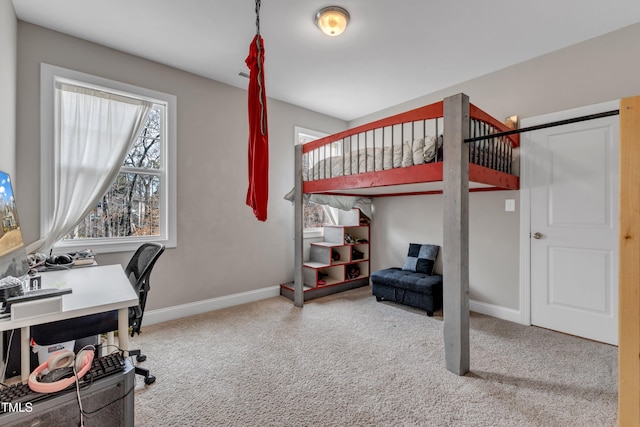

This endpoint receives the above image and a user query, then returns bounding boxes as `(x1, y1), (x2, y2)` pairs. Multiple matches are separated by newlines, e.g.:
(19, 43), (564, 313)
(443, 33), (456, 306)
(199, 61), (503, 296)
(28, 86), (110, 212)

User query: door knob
(533, 232), (543, 239)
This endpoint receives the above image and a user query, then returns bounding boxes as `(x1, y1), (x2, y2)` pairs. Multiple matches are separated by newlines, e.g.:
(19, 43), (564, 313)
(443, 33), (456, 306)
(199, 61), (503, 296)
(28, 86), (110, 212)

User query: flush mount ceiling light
(315, 6), (350, 37)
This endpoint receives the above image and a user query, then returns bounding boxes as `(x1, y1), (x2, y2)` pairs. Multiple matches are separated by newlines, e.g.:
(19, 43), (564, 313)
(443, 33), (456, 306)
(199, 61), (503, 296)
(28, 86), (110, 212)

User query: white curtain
(28, 83), (152, 254)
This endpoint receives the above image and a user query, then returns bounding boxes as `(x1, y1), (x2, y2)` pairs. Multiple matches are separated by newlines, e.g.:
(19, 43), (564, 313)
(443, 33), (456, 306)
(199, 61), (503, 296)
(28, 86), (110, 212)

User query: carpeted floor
(129, 286), (617, 426)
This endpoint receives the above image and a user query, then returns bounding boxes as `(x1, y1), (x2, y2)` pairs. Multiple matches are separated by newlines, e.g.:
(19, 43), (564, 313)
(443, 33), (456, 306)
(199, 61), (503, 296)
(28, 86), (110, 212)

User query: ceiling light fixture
(315, 6), (350, 37)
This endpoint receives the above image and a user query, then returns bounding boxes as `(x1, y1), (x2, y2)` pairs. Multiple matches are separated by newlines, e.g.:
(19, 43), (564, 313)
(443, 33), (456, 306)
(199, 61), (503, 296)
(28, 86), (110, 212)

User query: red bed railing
(302, 100), (519, 186)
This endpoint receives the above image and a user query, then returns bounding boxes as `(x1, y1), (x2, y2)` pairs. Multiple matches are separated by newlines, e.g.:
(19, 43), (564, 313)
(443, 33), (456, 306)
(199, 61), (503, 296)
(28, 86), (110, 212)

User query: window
(294, 126), (339, 237)
(41, 64), (177, 253)
(65, 106), (163, 240)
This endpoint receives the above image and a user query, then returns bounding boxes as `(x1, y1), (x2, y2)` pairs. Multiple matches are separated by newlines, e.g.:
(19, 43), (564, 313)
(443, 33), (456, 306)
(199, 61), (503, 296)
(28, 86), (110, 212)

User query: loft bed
(287, 93), (519, 377)
(285, 95), (519, 303)
(301, 100), (519, 197)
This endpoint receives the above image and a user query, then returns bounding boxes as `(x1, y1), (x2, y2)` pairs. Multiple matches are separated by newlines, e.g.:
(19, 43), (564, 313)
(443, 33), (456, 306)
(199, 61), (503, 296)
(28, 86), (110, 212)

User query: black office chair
(125, 242), (165, 336)
(29, 242), (165, 385)
(101, 242), (166, 384)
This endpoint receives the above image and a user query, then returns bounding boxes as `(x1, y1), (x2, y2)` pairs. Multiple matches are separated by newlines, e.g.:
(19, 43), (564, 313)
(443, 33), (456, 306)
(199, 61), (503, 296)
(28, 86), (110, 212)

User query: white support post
(20, 326), (30, 382)
(442, 93), (470, 375)
(293, 144), (304, 307)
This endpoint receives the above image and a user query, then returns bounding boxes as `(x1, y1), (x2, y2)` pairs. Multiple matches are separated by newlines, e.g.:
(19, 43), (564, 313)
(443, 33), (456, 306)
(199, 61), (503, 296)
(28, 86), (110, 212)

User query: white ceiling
(11, 0), (640, 121)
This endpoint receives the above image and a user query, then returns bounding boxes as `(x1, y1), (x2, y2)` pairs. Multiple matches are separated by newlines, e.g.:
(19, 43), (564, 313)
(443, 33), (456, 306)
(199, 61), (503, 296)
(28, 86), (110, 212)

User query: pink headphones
(28, 349), (94, 393)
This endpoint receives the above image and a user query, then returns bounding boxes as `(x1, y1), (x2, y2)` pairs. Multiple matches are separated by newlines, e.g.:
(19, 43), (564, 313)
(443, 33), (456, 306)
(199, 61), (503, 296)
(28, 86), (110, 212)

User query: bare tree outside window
(65, 107), (163, 240)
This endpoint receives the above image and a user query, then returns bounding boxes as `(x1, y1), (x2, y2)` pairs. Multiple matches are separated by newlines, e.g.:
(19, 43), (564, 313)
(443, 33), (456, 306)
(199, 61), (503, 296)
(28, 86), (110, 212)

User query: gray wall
(15, 22), (347, 311)
(0, 1), (17, 179)
(357, 22), (640, 310)
(8, 16), (640, 314)
(370, 192), (519, 309)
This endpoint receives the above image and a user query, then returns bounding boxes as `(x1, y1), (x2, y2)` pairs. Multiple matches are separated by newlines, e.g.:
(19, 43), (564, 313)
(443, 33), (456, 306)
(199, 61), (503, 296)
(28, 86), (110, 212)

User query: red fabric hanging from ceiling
(245, 34), (269, 221)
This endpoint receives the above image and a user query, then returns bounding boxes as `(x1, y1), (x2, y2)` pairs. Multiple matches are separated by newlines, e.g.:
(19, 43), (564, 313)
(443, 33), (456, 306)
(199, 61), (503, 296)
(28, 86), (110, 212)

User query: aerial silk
(245, 34), (269, 222)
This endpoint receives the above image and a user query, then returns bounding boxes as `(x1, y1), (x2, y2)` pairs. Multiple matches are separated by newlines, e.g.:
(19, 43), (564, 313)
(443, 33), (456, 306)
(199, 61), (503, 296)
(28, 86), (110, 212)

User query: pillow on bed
(402, 138), (425, 167)
(392, 145), (403, 168)
(381, 145), (404, 170)
(402, 142), (413, 167)
(423, 135), (440, 163)
(402, 243), (439, 275)
(412, 138), (425, 165)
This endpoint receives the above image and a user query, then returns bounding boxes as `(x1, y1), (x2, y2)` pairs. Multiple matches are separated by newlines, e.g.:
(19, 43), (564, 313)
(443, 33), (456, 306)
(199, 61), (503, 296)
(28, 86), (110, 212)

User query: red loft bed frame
(301, 100), (519, 197)
(290, 94), (517, 377)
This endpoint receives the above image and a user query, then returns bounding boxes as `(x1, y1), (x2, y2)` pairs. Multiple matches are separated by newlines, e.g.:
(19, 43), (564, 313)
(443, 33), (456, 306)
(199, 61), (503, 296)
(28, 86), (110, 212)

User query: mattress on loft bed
(307, 136), (512, 181)
(307, 136), (440, 180)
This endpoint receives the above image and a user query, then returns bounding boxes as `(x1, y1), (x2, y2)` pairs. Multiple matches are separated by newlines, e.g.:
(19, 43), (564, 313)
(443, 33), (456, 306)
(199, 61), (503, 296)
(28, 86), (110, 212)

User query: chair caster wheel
(144, 375), (156, 385)
(136, 354), (147, 362)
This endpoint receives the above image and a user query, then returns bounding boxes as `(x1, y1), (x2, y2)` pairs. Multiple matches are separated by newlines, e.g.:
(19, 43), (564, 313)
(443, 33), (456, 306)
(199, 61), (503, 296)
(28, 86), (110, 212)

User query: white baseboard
(143, 288), (523, 327)
(142, 286), (282, 326)
(469, 299), (523, 324)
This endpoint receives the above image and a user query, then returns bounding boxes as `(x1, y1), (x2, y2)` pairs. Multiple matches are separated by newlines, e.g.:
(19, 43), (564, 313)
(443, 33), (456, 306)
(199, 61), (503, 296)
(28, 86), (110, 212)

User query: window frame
(294, 126), (340, 239)
(40, 63), (177, 254)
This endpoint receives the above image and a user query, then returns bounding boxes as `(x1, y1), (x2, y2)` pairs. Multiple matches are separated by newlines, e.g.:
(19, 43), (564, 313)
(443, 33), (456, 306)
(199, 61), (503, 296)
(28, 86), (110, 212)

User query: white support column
(118, 307), (129, 356)
(442, 93), (470, 375)
(293, 144), (304, 307)
(20, 326), (30, 382)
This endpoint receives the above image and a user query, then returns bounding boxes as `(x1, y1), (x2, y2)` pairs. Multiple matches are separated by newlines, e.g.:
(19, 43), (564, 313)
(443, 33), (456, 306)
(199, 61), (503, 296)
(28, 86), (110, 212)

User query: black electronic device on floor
(0, 353), (134, 426)
(0, 352), (126, 409)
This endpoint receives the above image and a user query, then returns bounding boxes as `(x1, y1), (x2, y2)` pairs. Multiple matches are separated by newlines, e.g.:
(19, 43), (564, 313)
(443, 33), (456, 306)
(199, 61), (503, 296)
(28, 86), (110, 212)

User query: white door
(525, 102), (619, 345)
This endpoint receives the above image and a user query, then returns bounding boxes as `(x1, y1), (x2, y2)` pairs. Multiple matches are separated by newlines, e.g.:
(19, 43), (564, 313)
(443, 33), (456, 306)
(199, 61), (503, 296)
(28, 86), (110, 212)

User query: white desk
(0, 264), (138, 381)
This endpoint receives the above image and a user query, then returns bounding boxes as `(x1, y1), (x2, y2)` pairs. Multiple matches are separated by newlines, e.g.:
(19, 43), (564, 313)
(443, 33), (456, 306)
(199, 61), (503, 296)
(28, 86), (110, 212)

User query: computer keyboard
(88, 351), (126, 380)
(0, 352), (126, 412)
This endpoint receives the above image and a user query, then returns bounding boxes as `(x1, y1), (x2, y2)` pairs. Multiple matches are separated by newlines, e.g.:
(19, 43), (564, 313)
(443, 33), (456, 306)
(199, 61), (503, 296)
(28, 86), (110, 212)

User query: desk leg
(105, 332), (115, 356)
(0, 333), (4, 382)
(21, 326), (30, 382)
(118, 307), (129, 357)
